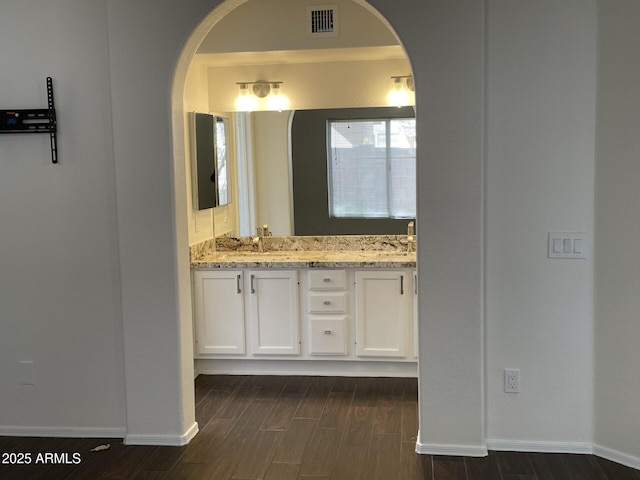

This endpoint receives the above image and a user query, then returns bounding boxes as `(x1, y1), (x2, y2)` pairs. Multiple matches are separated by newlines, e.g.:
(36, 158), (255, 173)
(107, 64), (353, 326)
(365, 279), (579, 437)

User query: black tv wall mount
(1, 77), (58, 164)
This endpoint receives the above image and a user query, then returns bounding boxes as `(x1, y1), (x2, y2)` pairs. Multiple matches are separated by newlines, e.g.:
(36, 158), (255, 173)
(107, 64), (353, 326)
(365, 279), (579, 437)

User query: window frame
(290, 106), (415, 236)
(326, 116), (416, 220)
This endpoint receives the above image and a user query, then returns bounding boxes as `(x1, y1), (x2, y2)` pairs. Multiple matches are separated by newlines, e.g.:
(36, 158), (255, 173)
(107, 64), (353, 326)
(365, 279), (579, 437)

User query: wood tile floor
(1, 375), (639, 479)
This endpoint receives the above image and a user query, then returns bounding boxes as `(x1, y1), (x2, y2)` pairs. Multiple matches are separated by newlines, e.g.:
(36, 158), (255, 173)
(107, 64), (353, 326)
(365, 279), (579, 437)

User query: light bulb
(236, 83), (257, 112)
(387, 77), (410, 108)
(267, 83), (289, 111)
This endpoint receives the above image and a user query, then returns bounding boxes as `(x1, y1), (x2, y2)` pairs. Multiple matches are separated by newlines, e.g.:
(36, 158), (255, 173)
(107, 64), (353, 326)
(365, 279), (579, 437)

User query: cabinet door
(193, 270), (245, 355)
(248, 270), (300, 355)
(355, 270), (410, 358)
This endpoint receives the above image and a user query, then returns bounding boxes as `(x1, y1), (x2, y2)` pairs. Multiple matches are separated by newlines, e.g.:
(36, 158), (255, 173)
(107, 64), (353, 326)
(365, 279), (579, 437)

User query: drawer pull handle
(323, 300), (331, 305)
(323, 278), (331, 283)
(324, 330), (332, 335)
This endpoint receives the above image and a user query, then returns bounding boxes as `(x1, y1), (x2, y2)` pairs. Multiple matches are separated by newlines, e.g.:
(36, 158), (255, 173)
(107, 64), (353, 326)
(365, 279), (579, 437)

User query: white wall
(105, 0), (207, 444)
(184, 60), (239, 244)
(205, 57), (412, 112)
(184, 61), (215, 244)
(485, 0), (596, 448)
(375, 0), (487, 453)
(594, 0), (640, 466)
(0, 1), (125, 435)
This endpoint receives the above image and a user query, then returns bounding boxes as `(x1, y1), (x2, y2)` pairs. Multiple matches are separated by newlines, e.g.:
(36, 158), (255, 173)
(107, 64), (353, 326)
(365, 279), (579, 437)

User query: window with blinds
(327, 118), (416, 219)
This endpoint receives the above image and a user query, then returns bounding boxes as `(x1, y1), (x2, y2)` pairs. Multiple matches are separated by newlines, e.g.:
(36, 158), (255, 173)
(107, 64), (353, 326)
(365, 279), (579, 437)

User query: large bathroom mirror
(242, 107), (416, 236)
(192, 112), (231, 210)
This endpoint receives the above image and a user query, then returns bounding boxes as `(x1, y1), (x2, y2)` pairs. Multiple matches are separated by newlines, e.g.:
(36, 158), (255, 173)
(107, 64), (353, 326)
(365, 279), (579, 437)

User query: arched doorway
(170, 0), (419, 429)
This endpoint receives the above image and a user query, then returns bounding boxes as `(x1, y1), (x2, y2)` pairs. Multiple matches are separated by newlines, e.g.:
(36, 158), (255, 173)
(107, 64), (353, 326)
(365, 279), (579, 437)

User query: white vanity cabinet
(355, 270), (412, 358)
(192, 269), (300, 357)
(192, 270), (246, 355)
(193, 265), (417, 375)
(248, 270), (300, 355)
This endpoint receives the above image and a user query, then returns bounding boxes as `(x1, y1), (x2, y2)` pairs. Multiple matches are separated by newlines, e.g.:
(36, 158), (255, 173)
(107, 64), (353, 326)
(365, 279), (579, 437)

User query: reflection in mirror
(235, 108), (416, 236)
(291, 107), (416, 236)
(215, 116), (230, 206)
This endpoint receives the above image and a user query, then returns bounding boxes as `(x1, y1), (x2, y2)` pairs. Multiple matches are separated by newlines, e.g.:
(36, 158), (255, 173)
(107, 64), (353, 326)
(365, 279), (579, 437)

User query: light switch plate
(548, 233), (587, 259)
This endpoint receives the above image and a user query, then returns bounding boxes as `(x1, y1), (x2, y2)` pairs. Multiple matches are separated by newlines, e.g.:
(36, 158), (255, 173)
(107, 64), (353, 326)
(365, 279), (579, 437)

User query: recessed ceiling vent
(307, 5), (339, 37)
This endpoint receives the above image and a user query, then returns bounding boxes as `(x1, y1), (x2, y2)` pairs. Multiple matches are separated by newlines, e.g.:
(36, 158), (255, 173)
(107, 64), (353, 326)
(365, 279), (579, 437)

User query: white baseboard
(415, 428), (488, 457)
(0, 426), (125, 439)
(124, 421), (199, 446)
(415, 442), (488, 457)
(415, 435), (596, 459)
(0, 422), (200, 447)
(594, 444), (640, 471)
(487, 439), (593, 454)
(195, 358), (418, 377)
(416, 438), (640, 471)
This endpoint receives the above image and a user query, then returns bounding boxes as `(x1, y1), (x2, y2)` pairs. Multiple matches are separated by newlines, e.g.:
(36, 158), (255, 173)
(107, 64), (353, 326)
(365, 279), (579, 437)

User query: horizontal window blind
(328, 118), (416, 219)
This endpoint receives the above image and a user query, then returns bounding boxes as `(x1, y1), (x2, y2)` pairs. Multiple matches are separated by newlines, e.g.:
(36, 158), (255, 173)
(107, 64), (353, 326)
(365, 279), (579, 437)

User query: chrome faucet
(407, 221), (416, 252)
(252, 224), (271, 253)
(252, 234), (264, 253)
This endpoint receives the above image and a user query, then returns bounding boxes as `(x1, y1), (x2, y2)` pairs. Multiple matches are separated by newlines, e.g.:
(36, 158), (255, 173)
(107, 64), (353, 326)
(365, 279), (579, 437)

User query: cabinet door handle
(237, 274), (242, 294)
(250, 274), (255, 294)
(323, 300), (331, 305)
(400, 275), (404, 295)
(414, 273), (417, 295)
(324, 330), (332, 335)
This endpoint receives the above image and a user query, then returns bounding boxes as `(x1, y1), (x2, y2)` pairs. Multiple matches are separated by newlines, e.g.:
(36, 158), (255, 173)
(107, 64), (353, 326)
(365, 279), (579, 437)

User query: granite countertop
(190, 235), (416, 269)
(191, 250), (416, 269)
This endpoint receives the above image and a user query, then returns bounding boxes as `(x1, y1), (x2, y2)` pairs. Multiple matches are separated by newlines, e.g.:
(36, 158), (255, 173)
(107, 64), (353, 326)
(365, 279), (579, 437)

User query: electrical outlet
(504, 368), (520, 393)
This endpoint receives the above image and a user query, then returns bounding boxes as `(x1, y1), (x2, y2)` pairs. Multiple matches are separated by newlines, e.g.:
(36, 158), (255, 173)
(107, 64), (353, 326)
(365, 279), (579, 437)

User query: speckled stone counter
(190, 235), (416, 269)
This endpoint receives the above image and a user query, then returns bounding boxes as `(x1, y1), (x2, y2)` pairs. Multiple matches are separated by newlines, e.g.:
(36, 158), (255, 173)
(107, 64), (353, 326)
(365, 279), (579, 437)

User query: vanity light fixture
(387, 75), (414, 108)
(235, 81), (288, 112)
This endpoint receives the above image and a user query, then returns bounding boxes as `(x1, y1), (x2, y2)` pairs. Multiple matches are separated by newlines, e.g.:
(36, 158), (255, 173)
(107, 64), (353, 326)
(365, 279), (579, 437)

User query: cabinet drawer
(308, 270), (347, 290)
(309, 316), (347, 355)
(308, 292), (347, 313)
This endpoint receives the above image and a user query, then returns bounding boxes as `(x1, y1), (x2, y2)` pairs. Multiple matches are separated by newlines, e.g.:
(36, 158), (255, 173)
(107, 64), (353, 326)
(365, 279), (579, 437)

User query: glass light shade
(236, 84), (257, 112)
(266, 84), (289, 111)
(387, 78), (411, 108)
